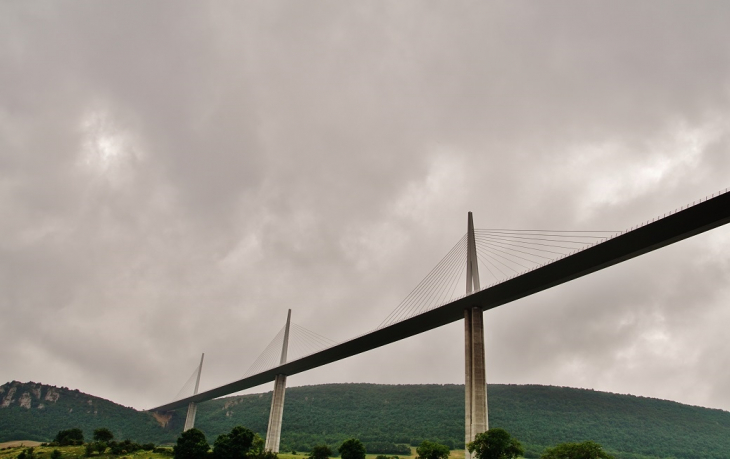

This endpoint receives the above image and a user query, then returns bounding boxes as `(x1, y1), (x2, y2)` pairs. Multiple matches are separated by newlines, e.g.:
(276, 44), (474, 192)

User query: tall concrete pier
(183, 353), (205, 432)
(265, 309), (291, 453)
(464, 212), (487, 458)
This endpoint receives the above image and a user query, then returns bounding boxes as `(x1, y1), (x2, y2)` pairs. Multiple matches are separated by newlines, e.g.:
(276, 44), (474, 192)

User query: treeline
(364, 443), (411, 455)
(3, 381), (730, 458)
(195, 384), (730, 459)
(0, 381), (179, 444)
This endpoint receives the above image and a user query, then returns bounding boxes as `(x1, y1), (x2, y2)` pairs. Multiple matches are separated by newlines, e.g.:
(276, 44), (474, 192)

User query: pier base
(465, 307), (488, 459)
(265, 374), (287, 452)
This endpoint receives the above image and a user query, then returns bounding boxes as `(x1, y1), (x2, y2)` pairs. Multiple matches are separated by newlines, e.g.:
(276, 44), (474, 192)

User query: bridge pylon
(183, 353), (205, 432)
(464, 212), (487, 459)
(265, 309), (292, 453)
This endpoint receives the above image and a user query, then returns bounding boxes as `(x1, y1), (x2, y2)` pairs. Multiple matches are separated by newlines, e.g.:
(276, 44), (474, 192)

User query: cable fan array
(168, 188), (730, 403)
(172, 364), (202, 402)
(242, 322), (337, 378)
(377, 234), (468, 329)
(377, 229), (617, 329)
(474, 229), (616, 284)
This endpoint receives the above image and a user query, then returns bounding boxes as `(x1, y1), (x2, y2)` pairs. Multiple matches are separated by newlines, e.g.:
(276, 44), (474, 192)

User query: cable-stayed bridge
(151, 189), (730, 455)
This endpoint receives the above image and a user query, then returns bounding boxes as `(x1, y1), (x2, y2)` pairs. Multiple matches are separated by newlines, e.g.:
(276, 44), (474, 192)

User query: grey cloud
(1, 1), (729, 411)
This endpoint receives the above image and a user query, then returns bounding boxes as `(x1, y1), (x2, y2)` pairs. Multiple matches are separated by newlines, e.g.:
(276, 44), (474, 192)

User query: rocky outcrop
(151, 411), (172, 428)
(1, 386), (17, 408)
(44, 388), (59, 403)
(19, 392), (32, 409)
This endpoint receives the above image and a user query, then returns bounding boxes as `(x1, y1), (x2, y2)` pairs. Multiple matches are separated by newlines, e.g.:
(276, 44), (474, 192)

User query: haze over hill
(2, 381), (730, 459)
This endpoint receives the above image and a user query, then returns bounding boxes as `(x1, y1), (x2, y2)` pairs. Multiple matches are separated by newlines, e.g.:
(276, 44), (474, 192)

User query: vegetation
(309, 445), (332, 459)
(416, 441), (450, 459)
(212, 426), (256, 459)
(4, 381), (730, 458)
(93, 429), (114, 444)
(173, 428), (209, 459)
(467, 429), (523, 459)
(540, 441), (614, 459)
(339, 439), (366, 459)
(365, 444), (410, 456)
(53, 429), (84, 446)
(0, 381), (176, 444)
(0, 444), (174, 459)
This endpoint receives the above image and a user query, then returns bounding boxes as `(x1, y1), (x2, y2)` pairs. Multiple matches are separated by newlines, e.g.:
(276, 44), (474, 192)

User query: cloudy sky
(2, 1), (730, 413)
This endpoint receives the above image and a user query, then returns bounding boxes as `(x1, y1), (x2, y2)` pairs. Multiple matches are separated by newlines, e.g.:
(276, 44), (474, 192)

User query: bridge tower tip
(464, 212), (487, 459)
(266, 309), (292, 453)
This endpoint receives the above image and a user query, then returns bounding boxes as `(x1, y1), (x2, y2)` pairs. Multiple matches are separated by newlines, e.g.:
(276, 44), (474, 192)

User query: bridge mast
(183, 353), (205, 431)
(464, 212), (487, 458)
(265, 309), (291, 453)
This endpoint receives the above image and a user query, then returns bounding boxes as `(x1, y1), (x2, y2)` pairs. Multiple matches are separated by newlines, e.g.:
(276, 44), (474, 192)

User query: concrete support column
(464, 212), (487, 458)
(183, 353), (205, 432)
(464, 308), (488, 456)
(265, 374), (287, 453)
(464, 310), (472, 458)
(265, 310), (292, 453)
(183, 402), (198, 431)
(470, 307), (488, 435)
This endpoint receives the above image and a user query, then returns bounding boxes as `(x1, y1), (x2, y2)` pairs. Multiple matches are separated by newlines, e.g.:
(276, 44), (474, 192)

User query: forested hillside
(0, 381), (180, 444)
(3, 381), (730, 459)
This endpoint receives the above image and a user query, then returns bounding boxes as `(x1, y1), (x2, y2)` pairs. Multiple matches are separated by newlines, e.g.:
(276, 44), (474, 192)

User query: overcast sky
(2, 1), (730, 413)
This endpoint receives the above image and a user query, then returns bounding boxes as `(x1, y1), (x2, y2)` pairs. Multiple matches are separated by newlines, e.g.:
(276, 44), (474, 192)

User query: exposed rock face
(19, 392), (32, 409)
(1, 382), (62, 409)
(152, 411), (172, 427)
(223, 398), (243, 410)
(1, 387), (17, 408)
(44, 388), (59, 403)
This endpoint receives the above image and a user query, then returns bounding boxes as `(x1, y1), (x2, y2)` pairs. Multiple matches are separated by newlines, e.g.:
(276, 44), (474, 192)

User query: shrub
(467, 429), (523, 459)
(338, 439), (366, 459)
(212, 426), (256, 459)
(309, 445), (332, 459)
(416, 441), (449, 459)
(54, 429), (84, 446)
(174, 428), (210, 459)
(93, 428), (114, 443)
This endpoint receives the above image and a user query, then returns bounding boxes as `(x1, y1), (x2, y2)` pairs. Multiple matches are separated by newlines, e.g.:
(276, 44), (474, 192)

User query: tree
(54, 428), (84, 446)
(93, 428), (114, 443)
(213, 426), (256, 459)
(540, 441), (614, 459)
(339, 439), (366, 459)
(416, 441), (450, 459)
(95, 442), (108, 455)
(174, 428), (210, 459)
(309, 445), (332, 459)
(50, 450), (62, 459)
(467, 429), (524, 459)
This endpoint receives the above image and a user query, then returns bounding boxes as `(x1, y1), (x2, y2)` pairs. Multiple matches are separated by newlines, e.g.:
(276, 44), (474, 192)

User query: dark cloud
(1, 1), (729, 411)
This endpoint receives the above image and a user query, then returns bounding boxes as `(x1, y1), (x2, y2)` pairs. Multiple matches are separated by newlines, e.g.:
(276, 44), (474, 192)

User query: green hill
(3, 381), (730, 459)
(0, 381), (179, 444)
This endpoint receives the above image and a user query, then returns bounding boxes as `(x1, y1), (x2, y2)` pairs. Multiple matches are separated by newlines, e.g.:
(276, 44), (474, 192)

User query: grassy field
(0, 445), (173, 459)
(0, 445), (468, 459)
(278, 447), (467, 459)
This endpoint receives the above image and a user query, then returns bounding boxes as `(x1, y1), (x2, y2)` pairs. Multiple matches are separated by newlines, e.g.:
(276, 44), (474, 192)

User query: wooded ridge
(2, 381), (729, 459)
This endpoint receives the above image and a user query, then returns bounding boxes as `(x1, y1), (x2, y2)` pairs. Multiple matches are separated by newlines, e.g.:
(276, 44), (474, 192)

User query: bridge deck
(151, 190), (730, 412)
